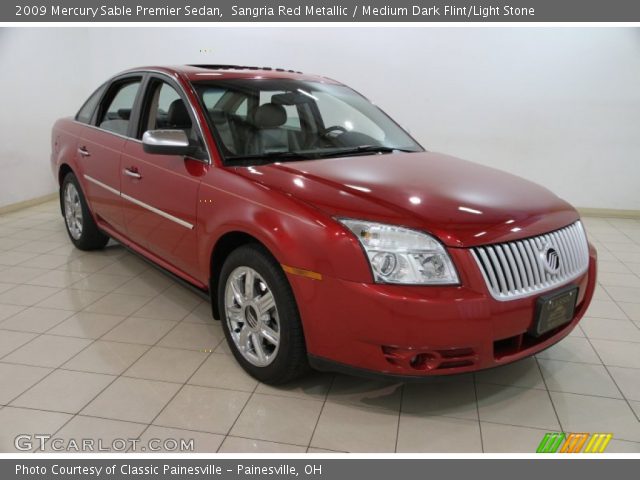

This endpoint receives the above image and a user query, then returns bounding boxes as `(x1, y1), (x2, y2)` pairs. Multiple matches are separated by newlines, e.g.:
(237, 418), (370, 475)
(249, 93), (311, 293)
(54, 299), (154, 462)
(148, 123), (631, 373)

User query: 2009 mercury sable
(51, 65), (597, 384)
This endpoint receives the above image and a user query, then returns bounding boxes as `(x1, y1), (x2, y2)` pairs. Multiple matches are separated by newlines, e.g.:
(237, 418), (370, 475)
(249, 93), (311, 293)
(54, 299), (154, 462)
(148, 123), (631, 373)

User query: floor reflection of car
(51, 65), (597, 384)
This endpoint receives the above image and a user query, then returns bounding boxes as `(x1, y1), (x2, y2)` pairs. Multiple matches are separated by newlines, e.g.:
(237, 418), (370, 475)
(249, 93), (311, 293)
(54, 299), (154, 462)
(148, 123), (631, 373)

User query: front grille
(471, 221), (589, 301)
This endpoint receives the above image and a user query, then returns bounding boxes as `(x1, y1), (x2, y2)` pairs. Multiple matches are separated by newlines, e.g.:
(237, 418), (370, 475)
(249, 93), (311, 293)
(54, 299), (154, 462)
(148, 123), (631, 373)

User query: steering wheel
(320, 125), (348, 138)
(310, 125), (349, 148)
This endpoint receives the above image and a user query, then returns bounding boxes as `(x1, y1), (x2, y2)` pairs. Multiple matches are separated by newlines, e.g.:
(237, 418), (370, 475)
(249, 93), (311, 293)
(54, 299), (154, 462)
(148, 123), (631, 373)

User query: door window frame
(75, 82), (108, 125)
(73, 70), (212, 164)
(92, 73), (145, 139)
(134, 73), (211, 164)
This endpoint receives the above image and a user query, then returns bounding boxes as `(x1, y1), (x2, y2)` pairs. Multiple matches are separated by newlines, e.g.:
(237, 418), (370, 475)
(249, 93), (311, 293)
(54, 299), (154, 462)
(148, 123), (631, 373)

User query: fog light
(410, 352), (438, 370)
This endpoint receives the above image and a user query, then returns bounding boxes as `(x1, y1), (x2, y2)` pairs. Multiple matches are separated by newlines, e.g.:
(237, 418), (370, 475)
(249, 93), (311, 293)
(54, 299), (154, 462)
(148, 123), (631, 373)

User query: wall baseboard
(578, 207), (640, 219)
(0, 192), (58, 215)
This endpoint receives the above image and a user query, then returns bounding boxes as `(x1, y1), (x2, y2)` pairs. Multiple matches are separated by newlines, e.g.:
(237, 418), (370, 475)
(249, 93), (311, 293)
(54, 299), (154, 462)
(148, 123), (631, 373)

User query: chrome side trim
(83, 174), (120, 196)
(82, 174), (194, 230)
(120, 192), (194, 230)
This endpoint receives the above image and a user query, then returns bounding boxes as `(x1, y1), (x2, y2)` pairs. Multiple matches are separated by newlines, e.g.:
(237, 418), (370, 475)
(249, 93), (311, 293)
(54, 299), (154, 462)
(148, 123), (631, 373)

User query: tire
(61, 172), (109, 251)
(218, 244), (309, 384)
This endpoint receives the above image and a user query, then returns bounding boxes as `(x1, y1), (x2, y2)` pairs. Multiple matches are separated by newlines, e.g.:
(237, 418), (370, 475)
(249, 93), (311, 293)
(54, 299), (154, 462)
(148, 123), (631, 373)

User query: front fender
(196, 170), (373, 285)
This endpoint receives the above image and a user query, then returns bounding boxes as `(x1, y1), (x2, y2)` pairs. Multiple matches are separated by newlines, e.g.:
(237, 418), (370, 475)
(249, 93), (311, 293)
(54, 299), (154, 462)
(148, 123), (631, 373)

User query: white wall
(1, 27), (639, 210)
(0, 28), (90, 207)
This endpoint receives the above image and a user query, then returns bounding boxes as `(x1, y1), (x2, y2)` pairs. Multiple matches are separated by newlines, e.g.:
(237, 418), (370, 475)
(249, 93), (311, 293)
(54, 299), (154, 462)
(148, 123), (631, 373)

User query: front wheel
(218, 244), (309, 384)
(61, 172), (109, 250)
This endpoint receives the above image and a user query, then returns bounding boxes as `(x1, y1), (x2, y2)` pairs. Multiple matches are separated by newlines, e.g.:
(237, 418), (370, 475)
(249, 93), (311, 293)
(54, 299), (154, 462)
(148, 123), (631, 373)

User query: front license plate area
(531, 285), (579, 337)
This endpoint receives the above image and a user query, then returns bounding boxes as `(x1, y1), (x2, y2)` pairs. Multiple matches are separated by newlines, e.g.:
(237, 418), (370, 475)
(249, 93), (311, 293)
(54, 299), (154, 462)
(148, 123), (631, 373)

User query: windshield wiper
(227, 151), (311, 163)
(227, 146), (418, 164)
(315, 145), (418, 158)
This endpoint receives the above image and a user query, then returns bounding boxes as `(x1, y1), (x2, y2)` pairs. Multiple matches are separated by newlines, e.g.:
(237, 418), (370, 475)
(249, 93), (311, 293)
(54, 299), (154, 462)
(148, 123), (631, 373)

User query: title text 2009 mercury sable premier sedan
(51, 65), (597, 384)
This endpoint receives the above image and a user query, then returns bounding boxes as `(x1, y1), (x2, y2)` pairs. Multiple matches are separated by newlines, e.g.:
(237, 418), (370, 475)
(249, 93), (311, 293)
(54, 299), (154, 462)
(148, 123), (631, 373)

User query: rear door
(78, 75), (143, 233)
(120, 74), (209, 279)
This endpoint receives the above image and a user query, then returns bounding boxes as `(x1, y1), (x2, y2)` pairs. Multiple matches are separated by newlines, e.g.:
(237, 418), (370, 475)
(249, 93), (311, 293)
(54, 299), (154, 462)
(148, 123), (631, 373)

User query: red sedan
(51, 65), (597, 384)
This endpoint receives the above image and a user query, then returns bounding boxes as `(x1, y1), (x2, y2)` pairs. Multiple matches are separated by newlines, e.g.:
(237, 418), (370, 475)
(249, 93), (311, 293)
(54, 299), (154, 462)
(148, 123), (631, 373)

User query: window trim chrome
(74, 69), (213, 165)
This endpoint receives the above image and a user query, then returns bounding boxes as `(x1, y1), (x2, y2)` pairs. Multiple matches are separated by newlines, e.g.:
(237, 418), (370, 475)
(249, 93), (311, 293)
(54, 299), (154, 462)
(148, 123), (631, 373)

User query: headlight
(338, 219), (459, 285)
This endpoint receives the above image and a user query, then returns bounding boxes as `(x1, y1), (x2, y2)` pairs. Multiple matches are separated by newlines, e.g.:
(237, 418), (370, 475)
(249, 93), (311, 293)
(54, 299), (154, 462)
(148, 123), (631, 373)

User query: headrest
(117, 108), (132, 120)
(167, 99), (191, 128)
(254, 103), (287, 129)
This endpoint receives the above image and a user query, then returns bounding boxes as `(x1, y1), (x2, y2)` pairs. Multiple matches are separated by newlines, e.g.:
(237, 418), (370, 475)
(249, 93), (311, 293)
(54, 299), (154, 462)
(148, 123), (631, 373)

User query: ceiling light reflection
(345, 184), (371, 193)
(297, 88), (319, 101)
(458, 206), (483, 215)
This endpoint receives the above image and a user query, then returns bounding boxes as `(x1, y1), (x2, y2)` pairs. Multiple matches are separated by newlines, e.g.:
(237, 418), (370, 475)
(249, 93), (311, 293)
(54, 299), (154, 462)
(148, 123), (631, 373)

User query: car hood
(233, 152), (579, 247)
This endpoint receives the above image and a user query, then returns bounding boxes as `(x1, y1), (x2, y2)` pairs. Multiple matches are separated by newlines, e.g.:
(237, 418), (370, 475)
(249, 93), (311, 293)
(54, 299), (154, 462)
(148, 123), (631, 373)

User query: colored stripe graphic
(560, 433), (589, 453)
(537, 433), (614, 453)
(584, 433), (613, 453)
(536, 432), (565, 453)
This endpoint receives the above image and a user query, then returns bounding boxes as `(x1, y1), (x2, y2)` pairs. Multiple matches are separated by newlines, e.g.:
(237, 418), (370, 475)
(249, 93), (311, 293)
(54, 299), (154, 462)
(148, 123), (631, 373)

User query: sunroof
(189, 64), (303, 74)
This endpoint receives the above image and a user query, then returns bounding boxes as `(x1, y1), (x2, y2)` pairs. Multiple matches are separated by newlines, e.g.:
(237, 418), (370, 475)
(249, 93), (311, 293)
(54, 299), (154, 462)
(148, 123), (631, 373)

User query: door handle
(123, 168), (142, 179)
(78, 146), (90, 157)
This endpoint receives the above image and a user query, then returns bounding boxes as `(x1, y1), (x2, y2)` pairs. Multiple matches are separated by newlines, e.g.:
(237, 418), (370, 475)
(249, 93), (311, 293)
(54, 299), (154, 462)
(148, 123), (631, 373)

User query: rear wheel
(218, 244), (309, 384)
(61, 172), (109, 250)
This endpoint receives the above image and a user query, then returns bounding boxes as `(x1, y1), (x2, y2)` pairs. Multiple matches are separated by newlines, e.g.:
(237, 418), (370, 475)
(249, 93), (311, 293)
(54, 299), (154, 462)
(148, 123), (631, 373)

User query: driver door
(120, 76), (208, 278)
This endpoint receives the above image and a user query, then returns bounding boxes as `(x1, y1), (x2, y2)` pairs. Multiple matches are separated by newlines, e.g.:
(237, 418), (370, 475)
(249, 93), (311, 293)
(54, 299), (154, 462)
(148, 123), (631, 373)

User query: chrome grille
(471, 221), (589, 301)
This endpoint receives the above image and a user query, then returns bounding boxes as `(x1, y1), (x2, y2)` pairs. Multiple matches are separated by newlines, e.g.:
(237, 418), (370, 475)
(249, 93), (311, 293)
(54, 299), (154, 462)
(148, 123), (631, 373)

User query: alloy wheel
(63, 182), (83, 240)
(224, 266), (281, 367)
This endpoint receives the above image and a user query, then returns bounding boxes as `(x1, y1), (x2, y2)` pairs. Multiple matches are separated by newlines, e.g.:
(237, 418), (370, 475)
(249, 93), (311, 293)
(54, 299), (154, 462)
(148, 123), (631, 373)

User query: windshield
(193, 78), (423, 164)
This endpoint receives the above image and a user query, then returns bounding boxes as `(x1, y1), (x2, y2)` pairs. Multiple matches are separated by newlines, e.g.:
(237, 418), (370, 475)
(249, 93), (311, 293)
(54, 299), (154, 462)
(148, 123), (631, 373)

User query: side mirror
(142, 130), (194, 156)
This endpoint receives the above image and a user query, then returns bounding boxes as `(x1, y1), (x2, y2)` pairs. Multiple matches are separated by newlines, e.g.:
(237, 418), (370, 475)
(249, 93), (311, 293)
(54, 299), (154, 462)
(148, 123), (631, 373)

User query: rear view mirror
(271, 91), (314, 105)
(142, 130), (194, 156)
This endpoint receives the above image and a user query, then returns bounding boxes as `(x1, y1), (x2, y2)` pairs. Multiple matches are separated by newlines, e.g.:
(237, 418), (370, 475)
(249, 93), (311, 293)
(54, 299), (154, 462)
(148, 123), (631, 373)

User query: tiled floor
(1, 201), (640, 453)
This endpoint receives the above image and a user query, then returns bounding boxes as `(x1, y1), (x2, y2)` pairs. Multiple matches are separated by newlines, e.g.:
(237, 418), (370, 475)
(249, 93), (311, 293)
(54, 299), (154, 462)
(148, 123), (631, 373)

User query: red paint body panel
(120, 140), (203, 278)
(294, 245), (596, 376)
(195, 167), (373, 285)
(50, 65), (597, 379)
(127, 65), (335, 85)
(233, 153), (579, 248)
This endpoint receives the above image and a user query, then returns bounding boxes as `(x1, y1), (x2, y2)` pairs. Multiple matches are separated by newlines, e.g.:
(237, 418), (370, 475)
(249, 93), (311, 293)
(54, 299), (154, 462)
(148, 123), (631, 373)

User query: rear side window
(98, 80), (142, 136)
(76, 84), (107, 124)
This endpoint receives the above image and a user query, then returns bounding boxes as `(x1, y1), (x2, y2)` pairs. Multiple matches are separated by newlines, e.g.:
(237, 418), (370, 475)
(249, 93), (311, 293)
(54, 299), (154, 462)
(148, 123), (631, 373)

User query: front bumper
(288, 243), (597, 379)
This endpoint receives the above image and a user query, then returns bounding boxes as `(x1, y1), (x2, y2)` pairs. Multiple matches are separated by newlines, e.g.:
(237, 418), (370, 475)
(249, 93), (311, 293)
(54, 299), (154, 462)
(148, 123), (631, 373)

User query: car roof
(120, 65), (339, 84)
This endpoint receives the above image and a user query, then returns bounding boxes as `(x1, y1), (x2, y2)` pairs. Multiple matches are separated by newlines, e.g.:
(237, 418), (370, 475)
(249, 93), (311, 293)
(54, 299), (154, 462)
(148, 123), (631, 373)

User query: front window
(193, 79), (422, 164)
(134, 78), (208, 161)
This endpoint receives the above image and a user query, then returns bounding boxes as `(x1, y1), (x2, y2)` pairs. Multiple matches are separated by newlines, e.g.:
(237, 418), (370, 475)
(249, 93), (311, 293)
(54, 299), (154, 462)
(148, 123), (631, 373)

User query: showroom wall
(0, 28), (90, 208)
(1, 27), (639, 211)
